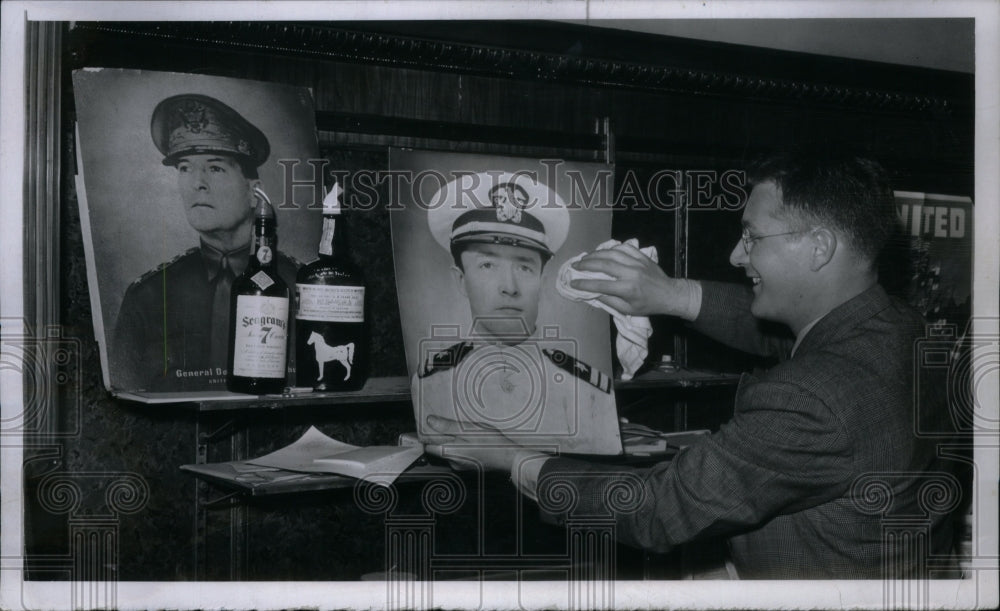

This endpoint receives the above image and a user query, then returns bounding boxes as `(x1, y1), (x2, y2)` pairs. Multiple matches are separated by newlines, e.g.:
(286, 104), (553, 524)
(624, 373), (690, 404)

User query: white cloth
(556, 238), (656, 381)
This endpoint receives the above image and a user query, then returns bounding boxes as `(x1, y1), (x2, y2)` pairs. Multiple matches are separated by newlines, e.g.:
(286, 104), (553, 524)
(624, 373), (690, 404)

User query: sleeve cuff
(680, 279), (703, 321)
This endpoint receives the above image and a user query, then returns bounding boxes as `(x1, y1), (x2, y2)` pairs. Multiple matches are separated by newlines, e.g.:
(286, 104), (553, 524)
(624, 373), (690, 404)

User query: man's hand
(423, 415), (543, 472)
(570, 242), (699, 319)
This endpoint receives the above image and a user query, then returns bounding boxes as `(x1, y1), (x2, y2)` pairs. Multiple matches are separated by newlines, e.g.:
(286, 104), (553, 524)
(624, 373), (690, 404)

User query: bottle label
(251, 271), (275, 290)
(232, 295), (289, 378)
(257, 245), (274, 265)
(296, 285), (365, 322)
(318, 217), (336, 257)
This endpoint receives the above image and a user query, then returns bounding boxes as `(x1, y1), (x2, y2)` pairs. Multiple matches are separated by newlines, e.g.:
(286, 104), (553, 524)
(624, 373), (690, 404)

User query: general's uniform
(110, 93), (292, 392)
(412, 340), (619, 454)
(111, 244), (298, 391)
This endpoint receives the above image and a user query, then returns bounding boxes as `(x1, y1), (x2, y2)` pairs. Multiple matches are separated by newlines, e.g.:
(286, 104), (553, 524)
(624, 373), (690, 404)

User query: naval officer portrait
(111, 94), (298, 391)
(412, 172), (621, 455)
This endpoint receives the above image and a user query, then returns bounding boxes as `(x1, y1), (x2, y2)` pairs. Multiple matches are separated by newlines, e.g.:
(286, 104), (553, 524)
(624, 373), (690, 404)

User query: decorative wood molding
(69, 21), (970, 117)
(23, 21), (63, 440)
(315, 111), (604, 150)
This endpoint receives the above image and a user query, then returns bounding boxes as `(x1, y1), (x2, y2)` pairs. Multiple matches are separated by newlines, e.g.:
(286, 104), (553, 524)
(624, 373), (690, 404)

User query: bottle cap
(253, 185), (276, 219)
(323, 181), (343, 215)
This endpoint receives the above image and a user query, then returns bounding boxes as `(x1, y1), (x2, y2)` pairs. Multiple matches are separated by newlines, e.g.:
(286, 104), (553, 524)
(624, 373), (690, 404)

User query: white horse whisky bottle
(294, 181), (367, 391)
(227, 187), (290, 394)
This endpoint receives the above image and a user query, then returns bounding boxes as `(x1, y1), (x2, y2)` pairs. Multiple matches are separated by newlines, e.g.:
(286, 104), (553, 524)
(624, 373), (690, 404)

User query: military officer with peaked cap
(411, 172), (621, 455)
(111, 93), (298, 391)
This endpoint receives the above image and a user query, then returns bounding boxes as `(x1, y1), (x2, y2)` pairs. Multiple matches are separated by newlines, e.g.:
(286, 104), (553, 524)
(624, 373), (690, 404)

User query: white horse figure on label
(307, 332), (354, 381)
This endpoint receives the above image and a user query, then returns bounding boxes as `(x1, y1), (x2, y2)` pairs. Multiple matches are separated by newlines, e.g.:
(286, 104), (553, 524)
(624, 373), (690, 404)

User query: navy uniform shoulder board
(419, 341), (474, 378)
(127, 247), (199, 289)
(542, 348), (612, 394)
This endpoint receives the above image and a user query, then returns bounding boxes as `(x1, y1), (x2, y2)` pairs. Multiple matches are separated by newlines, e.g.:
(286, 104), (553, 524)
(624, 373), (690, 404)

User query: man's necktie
(209, 253), (237, 367)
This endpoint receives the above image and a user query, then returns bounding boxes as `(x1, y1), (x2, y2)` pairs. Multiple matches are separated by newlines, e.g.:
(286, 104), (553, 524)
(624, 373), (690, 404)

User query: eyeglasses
(740, 228), (807, 254)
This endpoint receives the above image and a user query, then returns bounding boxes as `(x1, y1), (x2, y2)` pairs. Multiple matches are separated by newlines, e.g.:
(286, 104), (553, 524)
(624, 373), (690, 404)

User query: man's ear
(450, 265), (468, 298)
(809, 227), (837, 271)
(248, 179), (262, 207)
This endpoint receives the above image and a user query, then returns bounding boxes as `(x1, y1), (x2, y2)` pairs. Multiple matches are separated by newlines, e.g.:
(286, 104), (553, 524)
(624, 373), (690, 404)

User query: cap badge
(490, 183), (526, 224)
(178, 100), (209, 134)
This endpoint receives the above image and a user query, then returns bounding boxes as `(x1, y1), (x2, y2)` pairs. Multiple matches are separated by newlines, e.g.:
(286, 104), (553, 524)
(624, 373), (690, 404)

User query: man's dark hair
(226, 155), (259, 180)
(450, 242), (550, 271)
(747, 153), (898, 263)
(238, 160), (259, 180)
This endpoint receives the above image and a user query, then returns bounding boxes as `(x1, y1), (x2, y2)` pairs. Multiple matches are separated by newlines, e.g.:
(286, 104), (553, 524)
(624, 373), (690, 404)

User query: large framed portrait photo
(389, 149), (623, 454)
(73, 68), (323, 396)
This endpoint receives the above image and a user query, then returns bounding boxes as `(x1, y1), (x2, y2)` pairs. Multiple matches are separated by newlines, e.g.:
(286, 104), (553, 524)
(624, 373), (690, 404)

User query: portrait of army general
(72, 69), (322, 394)
(389, 149), (623, 455)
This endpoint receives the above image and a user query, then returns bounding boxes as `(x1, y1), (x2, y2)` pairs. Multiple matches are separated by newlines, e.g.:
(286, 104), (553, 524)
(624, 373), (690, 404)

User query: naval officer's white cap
(427, 171), (569, 258)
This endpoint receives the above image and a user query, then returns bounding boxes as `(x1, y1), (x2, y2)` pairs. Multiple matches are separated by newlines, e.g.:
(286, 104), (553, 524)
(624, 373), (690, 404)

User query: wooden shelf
(182, 460), (455, 498)
(193, 376), (414, 412)
(183, 447), (683, 498)
(616, 367), (742, 390)
(126, 368), (741, 412)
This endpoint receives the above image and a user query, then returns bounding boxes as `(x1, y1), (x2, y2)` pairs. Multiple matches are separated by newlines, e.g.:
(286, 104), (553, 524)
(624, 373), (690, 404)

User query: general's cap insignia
(178, 100), (209, 134)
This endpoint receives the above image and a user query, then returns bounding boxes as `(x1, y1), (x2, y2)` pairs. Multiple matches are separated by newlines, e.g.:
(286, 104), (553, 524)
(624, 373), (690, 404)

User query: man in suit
(425, 154), (956, 578)
(111, 94), (298, 391)
(414, 172), (621, 455)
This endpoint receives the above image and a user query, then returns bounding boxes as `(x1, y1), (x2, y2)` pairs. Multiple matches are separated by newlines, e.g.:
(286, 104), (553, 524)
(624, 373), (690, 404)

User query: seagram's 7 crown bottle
(227, 186), (290, 394)
(295, 180), (367, 391)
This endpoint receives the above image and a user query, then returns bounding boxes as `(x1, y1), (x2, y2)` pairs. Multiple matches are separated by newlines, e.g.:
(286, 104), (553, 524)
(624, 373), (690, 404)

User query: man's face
(175, 154), (256, 236)
(728, 181), (813, 327)
(453, 242), (544, 341)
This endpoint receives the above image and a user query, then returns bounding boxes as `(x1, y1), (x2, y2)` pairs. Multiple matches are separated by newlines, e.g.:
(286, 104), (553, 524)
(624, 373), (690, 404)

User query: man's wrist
(672, 278), (703, 320)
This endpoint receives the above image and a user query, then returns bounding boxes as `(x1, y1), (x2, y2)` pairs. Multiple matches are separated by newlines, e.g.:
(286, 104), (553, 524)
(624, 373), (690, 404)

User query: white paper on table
(247, 426), (426, 486)
(247, 426), (361, 473)
(313, 445), (426, 487)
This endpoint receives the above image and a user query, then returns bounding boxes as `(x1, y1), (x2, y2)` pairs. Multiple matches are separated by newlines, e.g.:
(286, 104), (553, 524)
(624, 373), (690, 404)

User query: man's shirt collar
(200, 240), (250, 282)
